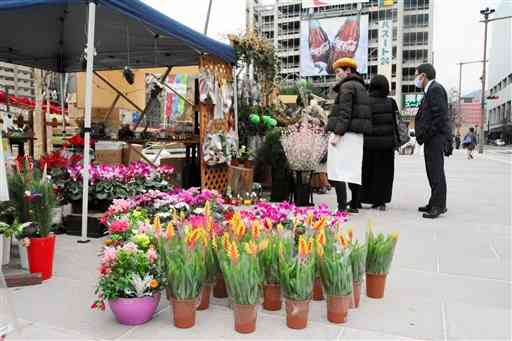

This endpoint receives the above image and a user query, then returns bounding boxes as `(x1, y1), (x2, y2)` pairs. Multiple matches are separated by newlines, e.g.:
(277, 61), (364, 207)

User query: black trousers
(330, 181), (360, 211)
(424, 135), (447, 209)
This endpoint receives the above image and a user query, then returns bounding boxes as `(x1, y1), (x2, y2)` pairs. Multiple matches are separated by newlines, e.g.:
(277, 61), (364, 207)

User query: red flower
(110, 220), (129, 234)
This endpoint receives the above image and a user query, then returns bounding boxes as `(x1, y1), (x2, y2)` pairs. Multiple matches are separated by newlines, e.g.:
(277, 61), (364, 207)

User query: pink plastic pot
(109, 292), (161, 326)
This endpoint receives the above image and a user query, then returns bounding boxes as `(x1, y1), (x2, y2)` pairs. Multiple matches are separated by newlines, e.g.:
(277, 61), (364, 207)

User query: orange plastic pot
(263, 283), (282, 311)
(313, 277), (324, 301)
(352, 281), (362, 308)
(326, 295), (351, 323)
(233, 304), (257, 334)
(197, 285), (212, 311)
(366, 273), (387, 299)
(27, 235), (56, 280)
(171, 298), (197, 328)
(285, 298), (310, 329)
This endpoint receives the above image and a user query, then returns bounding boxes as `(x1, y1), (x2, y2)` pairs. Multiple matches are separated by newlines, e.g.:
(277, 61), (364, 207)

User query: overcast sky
(142, 0), (507, 96)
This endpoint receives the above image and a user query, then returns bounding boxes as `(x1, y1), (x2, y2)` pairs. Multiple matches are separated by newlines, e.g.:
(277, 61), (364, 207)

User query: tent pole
(79, 0), (97, 244)
(60, 73), (66, 132)
(233, 67), (239, 148)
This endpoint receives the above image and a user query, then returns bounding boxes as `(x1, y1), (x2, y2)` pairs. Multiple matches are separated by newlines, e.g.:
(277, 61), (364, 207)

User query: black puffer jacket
(364, 94), (397, 151)
(326, 74), (372, 136)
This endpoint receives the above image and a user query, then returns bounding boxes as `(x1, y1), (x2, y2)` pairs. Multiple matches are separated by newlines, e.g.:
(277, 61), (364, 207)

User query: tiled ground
(6, 149), (511, 340)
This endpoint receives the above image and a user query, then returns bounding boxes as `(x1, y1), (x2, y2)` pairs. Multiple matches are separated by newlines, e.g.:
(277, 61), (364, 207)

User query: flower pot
(231, 159), (240, 167)
(313, 277), (324, 301)
(18, 243), (29, 270)
(1, 235), (11, 265)
(233, 303), (257, 334)
(366, 273), (387, 299)
(27, 235), (56, 280)
(109, 292), (161, 326)
(285, 298), (310, 329)
(326, 295), (351, 324)
(165, 287), (172, 301)
(243, 160), (254, 169)
(213, 276), (228, 298)
(263, 283), (282, 311)
(197, 284), (212, 311)
(171, 297), (197, 328)
(350, 281), (362, 308)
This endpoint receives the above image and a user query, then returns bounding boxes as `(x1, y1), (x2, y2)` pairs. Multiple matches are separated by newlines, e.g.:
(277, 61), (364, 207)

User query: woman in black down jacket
(361, 75), (397, 210)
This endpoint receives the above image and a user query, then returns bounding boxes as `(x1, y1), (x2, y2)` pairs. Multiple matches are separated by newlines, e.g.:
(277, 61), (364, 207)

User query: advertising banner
(300, 14), (369, 76)
(302, 0), (369, 8)
(377, 19), (393, 81)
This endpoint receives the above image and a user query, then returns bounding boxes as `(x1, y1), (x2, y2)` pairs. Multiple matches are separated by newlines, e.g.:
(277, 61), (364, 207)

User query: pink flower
(190, 215), (206, 229)
(101, 247), (117, 266)
(110, 220), (129, 234)
(138, 222), (151, 234)
(147, 247), (158, 263)
(122, 242), (138, 253)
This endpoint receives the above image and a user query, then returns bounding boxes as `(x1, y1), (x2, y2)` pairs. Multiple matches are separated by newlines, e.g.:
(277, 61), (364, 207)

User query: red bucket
(27, 235), (56, 280)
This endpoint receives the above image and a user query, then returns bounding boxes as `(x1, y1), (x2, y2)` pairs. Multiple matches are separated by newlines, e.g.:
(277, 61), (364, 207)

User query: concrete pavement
(6, 149), (511, 340)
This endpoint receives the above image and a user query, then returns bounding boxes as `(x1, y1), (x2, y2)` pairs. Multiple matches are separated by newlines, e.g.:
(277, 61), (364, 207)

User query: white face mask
(415, 75), (424, 89)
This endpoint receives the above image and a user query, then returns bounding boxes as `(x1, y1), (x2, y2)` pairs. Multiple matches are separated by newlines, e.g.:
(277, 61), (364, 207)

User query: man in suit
(414, 63), (450, 219)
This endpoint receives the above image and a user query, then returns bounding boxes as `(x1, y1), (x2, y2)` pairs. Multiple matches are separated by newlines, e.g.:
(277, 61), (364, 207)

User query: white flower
(128, 274), (153, 297)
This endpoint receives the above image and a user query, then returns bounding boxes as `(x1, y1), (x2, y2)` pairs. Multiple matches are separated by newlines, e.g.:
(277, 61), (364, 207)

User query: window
(369, 47), (378, 61)
(402, 84), (418, 93)
(369, 29), (378, 42)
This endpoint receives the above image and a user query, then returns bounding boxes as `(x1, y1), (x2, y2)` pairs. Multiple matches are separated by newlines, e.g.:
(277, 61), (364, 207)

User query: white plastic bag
(327, 132), (364, 185)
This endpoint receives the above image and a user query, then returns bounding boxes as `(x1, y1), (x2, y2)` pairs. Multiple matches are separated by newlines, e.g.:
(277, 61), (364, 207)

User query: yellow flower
(316, 229), (326, 246)
(347, 226), (354, 242)
(212, 236), (218, 250)
(313, 217), (326, 231)
(244, 240), (258, 256)
(222, 232), (231, 252)
(258, 239), (269, 252)
(390, 231), (399, 240)
(298, 235), (310, 258)
(305, 211), (314, 226)
(228, 241), (239, 264)
(166, 223), (174, 240)
(277, 224), (284, 235)
(251, 221), (261, 240)
(316, 243), (324, 258)
(153, 215), (161, 233)
(337, 233), (348, 248)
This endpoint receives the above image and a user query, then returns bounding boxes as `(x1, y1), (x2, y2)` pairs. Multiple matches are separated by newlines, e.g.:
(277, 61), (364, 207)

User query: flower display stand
(228, 165), (254, 198)
(63, 213), (106, 238)
(290, 170), (314, 207)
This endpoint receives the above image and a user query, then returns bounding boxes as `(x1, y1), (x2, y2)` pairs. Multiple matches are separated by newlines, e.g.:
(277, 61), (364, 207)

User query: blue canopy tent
(0, 0), (236, 242)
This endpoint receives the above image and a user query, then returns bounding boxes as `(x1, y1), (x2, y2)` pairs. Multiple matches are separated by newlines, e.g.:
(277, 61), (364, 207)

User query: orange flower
(305, 211), (314, 226)
(230, 212), (242, 232)
(244, 240), (258, 256)
(222, 232), (231, 252)
(337, 233), (348, 248)
(263, 218), (273, 231)
(150, 279), (159, 289)
(235, 220), (246, 240)
(313, 217), (326, 231)
(258, 239), (269, 252)
(298, 235), (311, 258)
(186, 228), (201, 249)
(228, 241), (239, 264)
(307, 238), (314, 254)
(153, 215), (161, 233)
(212, 236), (218, 250)
(104, 239), (113, 246)
(316, 243), (324, 258)
(251, 221), (261, 240)
(347, 226), (353, 242)
(166, 223), (175, 240)
(316, 229), (326, 246)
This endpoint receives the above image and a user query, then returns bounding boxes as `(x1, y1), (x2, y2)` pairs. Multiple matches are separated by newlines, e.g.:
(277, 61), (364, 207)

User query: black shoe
(423, 207), (447, 219)
(418, 205), (431, 212)
(377, 204), (386, 211)
(348, 201), (363, 209)
(347, 208), (359, 214)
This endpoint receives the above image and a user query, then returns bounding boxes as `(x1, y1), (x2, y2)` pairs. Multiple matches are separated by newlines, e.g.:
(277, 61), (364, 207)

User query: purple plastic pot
(109, 292), (161, 326)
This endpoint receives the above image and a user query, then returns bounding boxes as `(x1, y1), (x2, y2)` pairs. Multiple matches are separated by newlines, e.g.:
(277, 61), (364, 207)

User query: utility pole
(456, 60), (487, 122)
(204, 0), (213, 35)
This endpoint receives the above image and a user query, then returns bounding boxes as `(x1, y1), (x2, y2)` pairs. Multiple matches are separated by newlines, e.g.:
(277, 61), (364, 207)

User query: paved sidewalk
(7, 151), (511, 340)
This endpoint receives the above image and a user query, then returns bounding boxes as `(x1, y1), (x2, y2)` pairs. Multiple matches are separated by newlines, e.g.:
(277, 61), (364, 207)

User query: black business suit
(415, 80), (450, 210)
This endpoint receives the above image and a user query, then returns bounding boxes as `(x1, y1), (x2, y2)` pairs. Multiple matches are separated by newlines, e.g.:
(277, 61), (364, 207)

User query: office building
(0, 62), (35, 100)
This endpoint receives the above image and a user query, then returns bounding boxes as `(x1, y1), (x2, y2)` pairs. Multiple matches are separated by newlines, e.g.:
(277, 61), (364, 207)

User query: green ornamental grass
(279, 236), (316, 301)
(365, 227), (399, 275)
(318, 229), (353, 297)
(349, 240), (367, 285)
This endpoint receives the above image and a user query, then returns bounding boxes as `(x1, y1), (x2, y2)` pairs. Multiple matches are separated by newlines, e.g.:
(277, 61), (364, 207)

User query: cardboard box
(95, 149), (122, 165)
(122, 144), (144, 165)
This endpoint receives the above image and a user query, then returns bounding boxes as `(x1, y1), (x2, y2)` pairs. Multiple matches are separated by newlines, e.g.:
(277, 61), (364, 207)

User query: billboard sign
(404, 94), (424, 108)
(302, 0), (369, 8)
(300, 14), (369, 76)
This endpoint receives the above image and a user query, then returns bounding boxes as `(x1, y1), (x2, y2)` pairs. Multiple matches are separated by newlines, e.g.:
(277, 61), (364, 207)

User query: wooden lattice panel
(199, 55), (233, 192)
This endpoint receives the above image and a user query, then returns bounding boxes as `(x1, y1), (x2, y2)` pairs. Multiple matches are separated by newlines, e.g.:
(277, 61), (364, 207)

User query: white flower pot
(1, 235), (11, 265)
(18, 243), (29, 270)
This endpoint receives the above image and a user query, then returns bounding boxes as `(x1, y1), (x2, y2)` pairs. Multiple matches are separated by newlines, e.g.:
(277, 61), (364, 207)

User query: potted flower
(365, 227), (398, 299)
(92, 243), (162, 325)
(348, 227), (366, 308)
(259, 230), (281, 311)
(317, 229), (353, 324)
(24, 171), (58, 280)
(279, 234), (316, 329)
(197, 207), (219, 311)
(164, 226), (206, 328)
(218, 235), (264, 334)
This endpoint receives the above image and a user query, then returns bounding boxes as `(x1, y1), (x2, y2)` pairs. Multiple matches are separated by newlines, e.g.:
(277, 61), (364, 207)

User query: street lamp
(478, 7), (512, 153)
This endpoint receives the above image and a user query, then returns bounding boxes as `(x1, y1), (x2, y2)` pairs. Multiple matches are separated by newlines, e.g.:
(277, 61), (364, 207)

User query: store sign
(302, 0), (369, 8)
(403, 107), (419, 117)
(377, 19), (393, 80)
(404, 94), (424, 108)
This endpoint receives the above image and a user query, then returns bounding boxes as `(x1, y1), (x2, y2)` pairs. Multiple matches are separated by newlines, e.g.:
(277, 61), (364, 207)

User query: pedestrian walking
(462, 127), (478, 159)
(360, 75), (397, 211)
(414, 63), (450, 219)
(326, 57), (372, 213)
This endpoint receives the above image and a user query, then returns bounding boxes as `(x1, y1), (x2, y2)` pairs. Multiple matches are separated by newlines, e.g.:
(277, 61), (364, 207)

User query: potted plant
(317, 229), (353, 324)
(91, 243), (162, 325)
(279, 234), (316, 329)
(0, 222), (16, 265)
(365, 227), (399, 299)
(348, 228), (366, 308)
(259, 232), (281, 311)
(218, 236), (264, 334)
(165, 226), (206, 328)
(238, 145), (254, 168)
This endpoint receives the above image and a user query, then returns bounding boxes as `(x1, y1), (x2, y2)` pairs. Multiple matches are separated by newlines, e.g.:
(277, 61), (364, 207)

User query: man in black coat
(414, 63), (450, 219)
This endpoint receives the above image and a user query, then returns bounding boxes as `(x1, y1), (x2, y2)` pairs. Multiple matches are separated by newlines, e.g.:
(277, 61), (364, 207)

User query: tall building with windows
(247, 0), (434, 124)
(0, 62), (35, 99)
(487, 0), (512, 143)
